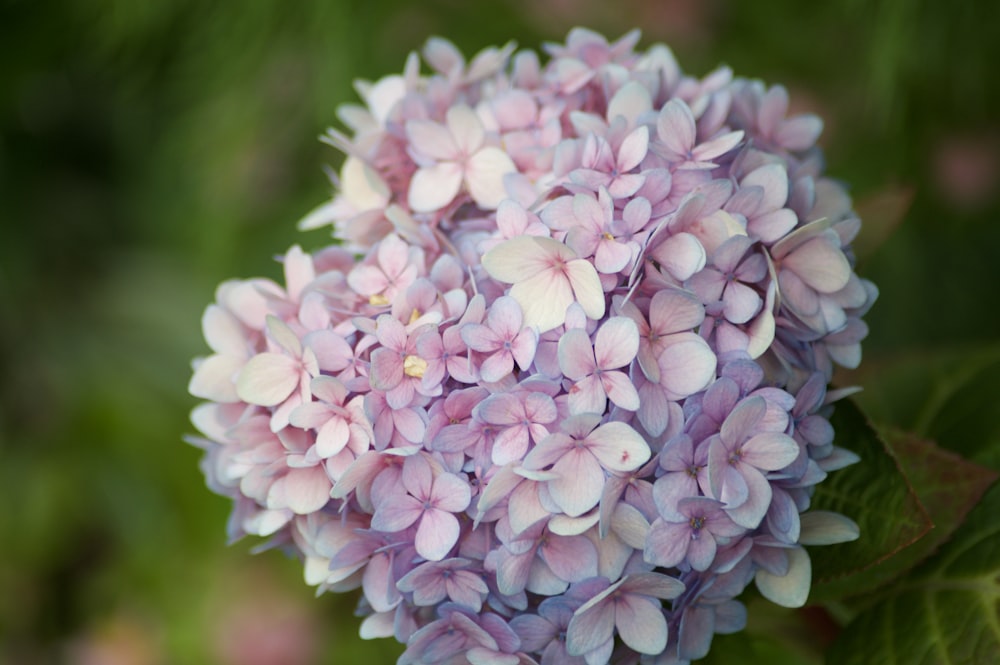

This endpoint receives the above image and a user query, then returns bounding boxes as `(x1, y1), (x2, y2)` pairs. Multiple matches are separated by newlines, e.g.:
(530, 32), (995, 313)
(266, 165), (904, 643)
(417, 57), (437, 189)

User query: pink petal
(692, 130), (744, 162)
(416, 509), (460, 561)
(266, 315), (302, 357)
(282, 466), (332, 514)
(649, 290), (705, 335)
(657, 98), (696, 157)
(725, 467), (772, 529)
(606, 80), (652, 127)
(783, 235), (851, 293)
(408, 161), (464, 213)
(236, 353), (300, 406)
(566, 602), (615, 656)
(722, 281), (763, 324)
(461, 323), (501, 353)
(602, 371), (640, 411)
(651, 232), (706, 281)
(480, 349), (515, 383)
(686, 531), (718, 571)
(595, 317), (639, 369)
(282, 245), (315, 303)
(748, 208), (797, 243)
(369, 347), (404, 391)
(539, 534), (598, 583)
(720, 396), (766, 445)
(406, 119), (458, 161)
(587, 421), (650, 472)
(616, 595), (668, 655)
(432, 473), (472, 513)
(316, 417), (351, 458)
(202, 305), (247, 356)
(189, 354), (243, 402)
(492, 426), (530, 465)
(549, 449), (605, 516)
(741, 164), (788, 212)
(371, 493), (423, 532)
(593, 238), (633, 274)
(402, 453), (434, 500)
(509, 330), (538, 371)
(776, 115), (823, 151)
(557, 329), (597, 379)
(657, 334), (717, 399)
(743, 432), (801, 471)
(304, 329), (352, 372)
(616, 126), (649, 173)
(567, 374), (608, 415)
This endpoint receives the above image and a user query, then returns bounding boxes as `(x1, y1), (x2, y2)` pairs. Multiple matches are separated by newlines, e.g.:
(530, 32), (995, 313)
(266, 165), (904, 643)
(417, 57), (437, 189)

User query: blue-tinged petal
(755, 546), (811, 607)
(616, 594), (668, 655)
(798, 510), (860, 545)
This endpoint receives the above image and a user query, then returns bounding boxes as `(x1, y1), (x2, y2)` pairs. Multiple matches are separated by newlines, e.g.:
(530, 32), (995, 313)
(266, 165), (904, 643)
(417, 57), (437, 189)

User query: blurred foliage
(1, 0), (998, 663)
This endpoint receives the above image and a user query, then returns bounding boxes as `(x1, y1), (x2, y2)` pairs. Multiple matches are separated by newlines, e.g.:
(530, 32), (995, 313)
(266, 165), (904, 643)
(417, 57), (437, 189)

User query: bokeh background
(2, 1), (998, 663)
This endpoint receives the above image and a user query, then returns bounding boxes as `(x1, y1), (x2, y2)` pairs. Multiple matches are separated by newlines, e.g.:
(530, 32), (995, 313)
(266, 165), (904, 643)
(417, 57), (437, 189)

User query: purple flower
(706, 396), (801, 528)
(645, 497), (746, 571)
(461, 296), (538, 383)
(189, 29), (875, 665)
(523, 415), (651, 517)
(565, 573), (685, 657)
(397, 558), (490, 612)
(371, 453), (471, 561)
(557, 316), (640, 414)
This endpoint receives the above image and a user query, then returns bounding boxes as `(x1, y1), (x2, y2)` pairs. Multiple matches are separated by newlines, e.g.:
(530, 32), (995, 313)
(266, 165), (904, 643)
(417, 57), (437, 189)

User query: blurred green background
(1, 1), (997, 663)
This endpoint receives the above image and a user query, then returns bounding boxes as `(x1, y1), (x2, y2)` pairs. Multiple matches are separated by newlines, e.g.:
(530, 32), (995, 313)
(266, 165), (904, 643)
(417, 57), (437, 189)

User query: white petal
(510, 272), (573, 333)
(408, 162), (464, 213)
(341, 156), (390, 210)
(466, 147), (517, 209)
(482, 236), (574, 283)
(189, 354), (244, 403)
(446, 104), (485, 153)
(203, 305), (248, 356)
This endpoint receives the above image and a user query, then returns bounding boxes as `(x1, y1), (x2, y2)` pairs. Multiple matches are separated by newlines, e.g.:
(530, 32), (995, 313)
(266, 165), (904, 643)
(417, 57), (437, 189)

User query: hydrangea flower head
(189, 28), (874, 663)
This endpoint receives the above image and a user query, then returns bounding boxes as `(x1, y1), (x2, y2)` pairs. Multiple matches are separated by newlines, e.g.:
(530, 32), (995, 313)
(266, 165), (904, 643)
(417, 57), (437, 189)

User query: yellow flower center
(369, 293), (390, 306)
(403, 354), (428, 378)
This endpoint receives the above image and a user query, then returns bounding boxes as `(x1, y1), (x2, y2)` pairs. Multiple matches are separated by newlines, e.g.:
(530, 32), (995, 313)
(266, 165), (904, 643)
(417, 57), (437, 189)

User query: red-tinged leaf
(812, 430), (997, 602)
(807, 400), (932, 599)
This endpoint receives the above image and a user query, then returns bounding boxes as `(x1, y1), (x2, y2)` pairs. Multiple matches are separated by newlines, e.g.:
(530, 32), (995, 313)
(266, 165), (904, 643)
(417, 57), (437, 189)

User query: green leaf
(812, 431), (997, 602)
(921, 356), (1000, 470)
(851, 346), (1000, 468)
(808, 400), (932, 601)
(827, 482), (1000, 664)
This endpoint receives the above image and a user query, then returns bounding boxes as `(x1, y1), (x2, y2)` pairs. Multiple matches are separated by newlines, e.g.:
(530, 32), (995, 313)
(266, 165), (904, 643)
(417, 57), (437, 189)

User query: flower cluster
(188, 28), (874, 664)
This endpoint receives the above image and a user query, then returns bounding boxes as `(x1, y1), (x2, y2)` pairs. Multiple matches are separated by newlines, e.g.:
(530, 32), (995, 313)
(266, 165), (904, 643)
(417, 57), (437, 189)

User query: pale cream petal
(466, 147), (517, 209)
(237, 352), (300, 406)
(755, 547), (811, 608)
(446, 104), (485, 154)
(566, 259), (606, 321)
(408, 161), (464, 213)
